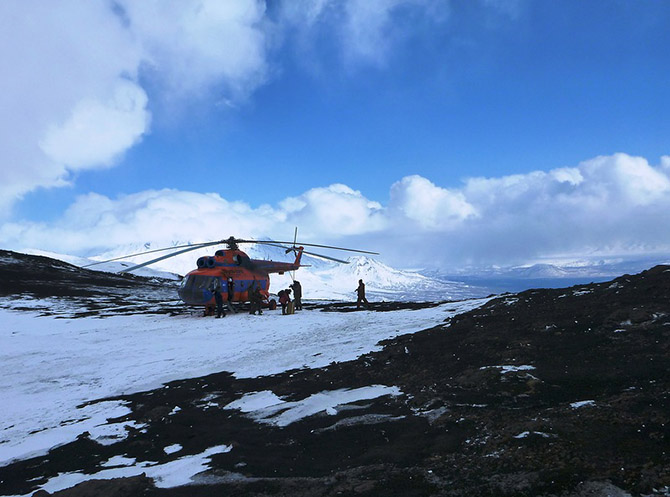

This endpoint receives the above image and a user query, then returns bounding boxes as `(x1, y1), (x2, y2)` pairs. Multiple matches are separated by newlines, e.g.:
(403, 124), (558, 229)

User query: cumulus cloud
(280, 184), (387, 235)
(389, 175), (477, 229)
(3, 153), (670, 270)
(0, 0), (270, 215)
(39, 80), (150, 169)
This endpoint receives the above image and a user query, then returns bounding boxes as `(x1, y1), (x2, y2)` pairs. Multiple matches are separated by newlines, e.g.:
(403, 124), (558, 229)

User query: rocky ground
(1, 251), (669, 496)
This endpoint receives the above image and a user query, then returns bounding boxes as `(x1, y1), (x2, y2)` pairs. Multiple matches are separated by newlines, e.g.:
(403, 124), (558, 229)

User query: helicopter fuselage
(177, 248), (302, 306)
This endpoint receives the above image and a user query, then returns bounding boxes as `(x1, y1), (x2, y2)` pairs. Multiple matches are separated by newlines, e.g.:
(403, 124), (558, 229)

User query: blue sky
(1, 0), (670, 269)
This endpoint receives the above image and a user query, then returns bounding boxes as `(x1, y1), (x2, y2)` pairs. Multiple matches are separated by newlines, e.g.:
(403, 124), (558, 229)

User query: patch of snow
(570, 400), (596, 409)
(88, 419), (147, 446)
(513, 431), (553, 439)
(100, 455), (137, 468)
(164, 444), (182, 455)
(225, 386), (401, 427)
(0, 400), (130, 466)
(480, 365), (536, 374)
(14, 445), (231, 496)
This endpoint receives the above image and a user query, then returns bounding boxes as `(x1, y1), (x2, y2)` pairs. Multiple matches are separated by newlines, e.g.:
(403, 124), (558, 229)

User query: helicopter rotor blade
(301, 250), (350, 264)
(249, 240), (379, 255)
(82, 242), (212, 268)
(261, 242), (351, 264)
(118, 240), (224, 273)
(84, 235), (375, 273)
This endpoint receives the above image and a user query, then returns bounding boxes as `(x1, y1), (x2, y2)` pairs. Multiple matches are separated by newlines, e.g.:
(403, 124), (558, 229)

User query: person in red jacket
(278, 289), (290, 315)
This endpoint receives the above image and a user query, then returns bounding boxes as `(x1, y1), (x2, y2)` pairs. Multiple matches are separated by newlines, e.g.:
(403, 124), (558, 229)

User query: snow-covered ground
(0, 297), (489, 471)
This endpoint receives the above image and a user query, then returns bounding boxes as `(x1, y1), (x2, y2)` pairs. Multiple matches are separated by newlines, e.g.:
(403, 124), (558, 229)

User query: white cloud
(39, 80), (150, 169)
(280, 184), (387, 236)
(579, 153), (670, 205)
(389, 175), (477, 229)
(0, 1), (144, 213)
(4, 153), (670, 270)
(0, 0), (270, 216)
(116, 0), (269, 98)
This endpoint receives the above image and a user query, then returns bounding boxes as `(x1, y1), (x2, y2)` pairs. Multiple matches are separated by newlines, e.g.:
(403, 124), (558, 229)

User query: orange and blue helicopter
(86, 234), (377, 310)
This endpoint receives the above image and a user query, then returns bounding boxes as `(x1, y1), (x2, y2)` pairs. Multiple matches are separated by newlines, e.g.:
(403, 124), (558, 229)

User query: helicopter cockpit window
(181, 275), (219, 291)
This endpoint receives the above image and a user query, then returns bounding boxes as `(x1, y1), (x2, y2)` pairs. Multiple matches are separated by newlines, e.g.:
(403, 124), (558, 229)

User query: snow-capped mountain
(276, 256), (487, 301)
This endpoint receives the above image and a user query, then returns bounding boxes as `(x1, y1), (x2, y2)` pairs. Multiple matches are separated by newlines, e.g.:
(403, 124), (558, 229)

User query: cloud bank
(3, 153), (669, 269)
(0, 0), (448, 215)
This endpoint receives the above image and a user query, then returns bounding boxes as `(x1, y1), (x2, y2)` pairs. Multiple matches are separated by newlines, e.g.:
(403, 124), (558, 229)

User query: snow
(164, 443), (183, 455)
(13, 445), (232, 496)
(101, 455), (136, 468)
(225, 386), (401, 427)
(513, 431), (553, 439)
(0, 297), (489, 468)
(480, 365), (536, 374)
(570, 400), (596, 409)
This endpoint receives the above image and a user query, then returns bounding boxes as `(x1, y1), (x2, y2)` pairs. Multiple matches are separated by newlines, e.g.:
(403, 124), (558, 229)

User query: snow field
(0, 298), (489, 487)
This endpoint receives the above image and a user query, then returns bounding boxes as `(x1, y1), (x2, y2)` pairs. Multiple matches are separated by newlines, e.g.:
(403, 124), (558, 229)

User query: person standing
(355, 279), (369, 310)
(209, 279), (226, 318)
(290, 280), (302, 310)
(249, 285), (263, 315)
(226, 277), (236, 313)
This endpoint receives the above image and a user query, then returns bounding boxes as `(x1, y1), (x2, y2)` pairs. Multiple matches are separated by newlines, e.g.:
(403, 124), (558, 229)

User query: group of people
(208, 277), (237, 318)
(277, 280), (302, 315)
(207, 277), (370, 317)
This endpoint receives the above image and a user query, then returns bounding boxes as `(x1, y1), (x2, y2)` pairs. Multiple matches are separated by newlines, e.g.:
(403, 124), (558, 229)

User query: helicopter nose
(178, 285), (209, 305)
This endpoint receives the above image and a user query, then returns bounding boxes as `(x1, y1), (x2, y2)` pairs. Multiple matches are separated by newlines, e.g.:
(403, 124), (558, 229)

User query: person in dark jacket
(355, 279), (369, 310)
(226, 277), (236, 313)
(209, 279), (226, 318)
(290, 280), (302, 310)
(249, 285), (263, 315)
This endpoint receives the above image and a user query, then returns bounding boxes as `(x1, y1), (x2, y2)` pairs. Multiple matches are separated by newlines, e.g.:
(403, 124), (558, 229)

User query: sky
(1, 0), (669, 270)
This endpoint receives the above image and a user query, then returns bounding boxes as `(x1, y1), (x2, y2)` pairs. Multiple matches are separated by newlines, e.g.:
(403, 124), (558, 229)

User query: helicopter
(84, 234), (378, 311)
